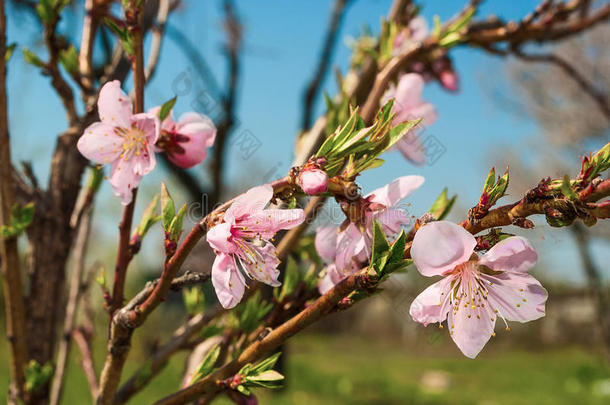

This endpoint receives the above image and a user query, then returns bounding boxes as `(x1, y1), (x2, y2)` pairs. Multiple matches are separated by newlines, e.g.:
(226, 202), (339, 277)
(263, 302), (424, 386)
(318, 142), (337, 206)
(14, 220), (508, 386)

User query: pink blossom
(151, 107), (217, 168)
(299, 168), (329, 195)
(409, 221), (548, 358)
(393, 16), (428, 56)
(207, 184), (305, 308)
(315, 176), (424, 294)
(77, 80), (160, 205)
(382, 74), (436, 165)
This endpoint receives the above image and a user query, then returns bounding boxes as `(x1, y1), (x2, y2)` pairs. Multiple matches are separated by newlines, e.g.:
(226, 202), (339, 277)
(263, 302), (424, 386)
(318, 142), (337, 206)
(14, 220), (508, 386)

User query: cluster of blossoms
(315, 175), (424, 294)
(384, 15), (459, 166)
(77, 80), (216, 205)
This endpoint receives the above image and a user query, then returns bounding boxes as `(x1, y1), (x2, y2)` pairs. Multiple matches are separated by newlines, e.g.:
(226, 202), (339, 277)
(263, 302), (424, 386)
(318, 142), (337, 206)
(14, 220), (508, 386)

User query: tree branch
(0, 1), (29, 402)
(301, 0), (351, 131)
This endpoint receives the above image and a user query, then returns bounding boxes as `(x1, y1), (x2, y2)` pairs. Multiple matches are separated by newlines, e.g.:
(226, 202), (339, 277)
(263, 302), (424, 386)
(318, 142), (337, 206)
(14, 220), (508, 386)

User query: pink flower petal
(411, 221), (476, 277)
(315, 226), (338, 264)
(367, 175), (425, 208)
(480, 271), (547, 323)
(448, 299), (496, 359)
(207, 222), (236, 254)
(409, 277), (452, 326)
(109, 157), (142, 205)
(409, 16), (428, 42)
(244, 209), (305, 234)
(77, 122), (123, 165)
(318, 264), (344, 295)
(225, 184), (273, 223)
(212, 254), (246, 309)
(479, 236), (538, 273)
(98, 80), (132, 127)
(371, 208), (410, 237)
(394, 73), (425, 110)
(241, 243), (281, 287)
(395, 132), (426, 165)
(169, 112), (217, 168)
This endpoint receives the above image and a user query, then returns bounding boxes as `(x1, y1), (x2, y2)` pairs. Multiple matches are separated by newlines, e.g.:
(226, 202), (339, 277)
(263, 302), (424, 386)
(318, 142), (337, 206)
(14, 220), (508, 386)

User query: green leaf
(428, 188), (457, 220)
(278, 256), (299, 301)
(96, 266), (107, 290)
(247, 352), (281, 376)
(1, 202), (35, 238)
(370, 221), (390, 275)
(24, 360), (54, 393)
(183, 286), (205, 316)
(387, 230), (406, 265)
(159, 96), (177, 121)
(136, 194), (160, 237)
(433, 15), (442, 38)
(561, 174), (578, 201)
(5, 43), (16, 63)
(169, 203), (187, 241)
(160, 182), (175, 231)
(189, 344), (221, 385)
(86, 166), (104, 192)
(59, 45), (79, 74)
(22, 48), (45, 68)
(234, 292), (273, 334)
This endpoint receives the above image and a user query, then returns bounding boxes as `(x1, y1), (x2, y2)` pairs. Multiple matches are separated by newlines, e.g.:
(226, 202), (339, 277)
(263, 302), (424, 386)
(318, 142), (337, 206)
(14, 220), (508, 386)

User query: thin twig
(49, 183), (96, 405)
(209, 0), (243, 208)
(301, 0), (351, 131)
(512, 48), (610, 122)
(0, 1), (29, 402)
(72, 327), (99, 396)
(145, 0), (170, 82)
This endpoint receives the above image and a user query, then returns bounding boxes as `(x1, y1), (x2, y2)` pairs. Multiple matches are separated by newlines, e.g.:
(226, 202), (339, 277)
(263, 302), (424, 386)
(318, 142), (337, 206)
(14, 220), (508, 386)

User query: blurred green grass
(1, 334), (609, 404)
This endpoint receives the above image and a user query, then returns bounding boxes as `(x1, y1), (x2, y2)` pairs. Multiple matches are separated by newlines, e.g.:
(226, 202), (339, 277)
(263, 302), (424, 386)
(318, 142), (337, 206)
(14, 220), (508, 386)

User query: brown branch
(0, 1), (29, 402)
(97, 175), (294, 404)
(72, 327), (99, 396)
(209, 0), (243, 208)
(115, 304), (222, 404)
(512, 48), (610, 122)
(49, 183), (96, 405)
(145, 0), (170, 82)
(301, 0), (351, 131)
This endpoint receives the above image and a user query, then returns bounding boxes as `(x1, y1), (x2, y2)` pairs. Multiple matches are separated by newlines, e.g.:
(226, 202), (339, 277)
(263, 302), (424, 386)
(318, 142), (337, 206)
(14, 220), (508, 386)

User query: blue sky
(5, 0), (607, 282)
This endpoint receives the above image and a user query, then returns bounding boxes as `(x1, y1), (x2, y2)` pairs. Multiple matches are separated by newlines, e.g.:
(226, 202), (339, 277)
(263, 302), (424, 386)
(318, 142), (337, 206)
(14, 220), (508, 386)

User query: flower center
(116, 126), (149, 160)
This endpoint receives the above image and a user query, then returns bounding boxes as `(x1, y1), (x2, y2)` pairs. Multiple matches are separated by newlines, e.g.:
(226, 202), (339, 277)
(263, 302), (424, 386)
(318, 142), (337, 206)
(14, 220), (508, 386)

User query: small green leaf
(371, 221), (390, 275)
(96, 267), (107, 290)
(561, 174), (578, 201)
(5, 43), (16, 63)
(428, 188), (457, 220)
(278, 256), (299, 301)
(161, 182), (175, 231)
(169, 203), (187, 241)
(1, 202), (35, 238)
(189, 344), (221, 385)
(25, 360), (54, 393)
(387, 230), (406, 265)
(183, 286), (205, 316)
(159, 96), (177, 121)
(59, 45), (79, 74)
(136, 194), (161, 237)
(246, 352), (281, 376)
(22, 48), (45, 68)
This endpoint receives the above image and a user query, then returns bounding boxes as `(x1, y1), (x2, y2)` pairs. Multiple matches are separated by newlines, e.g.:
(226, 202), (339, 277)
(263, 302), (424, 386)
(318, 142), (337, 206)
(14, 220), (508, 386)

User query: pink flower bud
(439, 70), (458, 92)
(299, 168), (328, 195)
(150, 107), (217, 169)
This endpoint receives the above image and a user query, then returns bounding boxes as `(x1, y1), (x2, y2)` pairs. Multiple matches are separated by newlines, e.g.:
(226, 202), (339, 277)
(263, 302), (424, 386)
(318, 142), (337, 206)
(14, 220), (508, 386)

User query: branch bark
(0, 1), (29, 402)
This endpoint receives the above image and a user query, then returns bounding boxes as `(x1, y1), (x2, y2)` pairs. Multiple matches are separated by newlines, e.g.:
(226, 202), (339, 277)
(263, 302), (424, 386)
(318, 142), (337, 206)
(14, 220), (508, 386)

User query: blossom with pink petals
(393, 16), (428, 56)
(409, 221), (548, 358)
(382, 74), (436, 165)
(299, 168), (329, 195)
(151, 107), (217, 168)
(207, 184), (305, 308)
(315, 176), (424, 294)
(77, 80), (160, 205)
